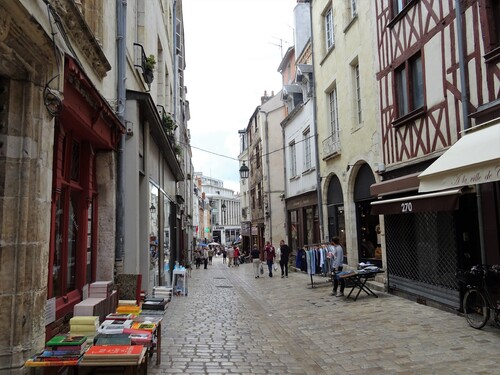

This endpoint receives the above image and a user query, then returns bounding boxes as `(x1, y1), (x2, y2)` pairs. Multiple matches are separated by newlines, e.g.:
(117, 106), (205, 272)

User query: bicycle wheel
(463, 289), (490, 329)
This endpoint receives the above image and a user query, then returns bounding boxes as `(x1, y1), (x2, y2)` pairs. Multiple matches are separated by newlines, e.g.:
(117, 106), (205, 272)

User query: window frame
(394, 52), (424, 121)
(350, 0), (358, 18)
(325, 7), (335, 51)
(354, 63), (362, 124)
(329, 87), (339, 139)
(289, 141), (297, 178)
(303, 128), (311, 171)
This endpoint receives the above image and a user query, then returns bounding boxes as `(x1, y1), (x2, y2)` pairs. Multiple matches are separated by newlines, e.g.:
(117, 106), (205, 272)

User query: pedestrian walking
(251, 245), (261, 278)
(233, 246), (240, 267)
(279, 240), (291, 278)
(208, 247), (214, 265)
(331, 237), (345, 296)
(227, 246), (234, 267)
(264, 241), (276, 277)
(203, 247), (209, 269)
(195, 249), (202, 269)
(222, 248), (227, 264)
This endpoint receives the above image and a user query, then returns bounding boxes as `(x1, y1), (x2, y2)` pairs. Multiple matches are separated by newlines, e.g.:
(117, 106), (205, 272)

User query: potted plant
(174, 144), (182, 158)
(162, 112), (177, 137)
(143, 54), (156, 84)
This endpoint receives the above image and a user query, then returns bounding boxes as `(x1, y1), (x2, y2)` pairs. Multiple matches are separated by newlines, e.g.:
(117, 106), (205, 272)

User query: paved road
(148, 256), (500, 374)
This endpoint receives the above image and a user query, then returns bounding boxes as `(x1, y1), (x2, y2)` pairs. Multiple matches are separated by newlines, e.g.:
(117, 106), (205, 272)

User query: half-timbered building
(371, 0), (500, 309)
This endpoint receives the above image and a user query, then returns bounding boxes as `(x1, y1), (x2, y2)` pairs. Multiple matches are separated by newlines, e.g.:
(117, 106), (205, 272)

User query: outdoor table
(338, 269), (384, 301)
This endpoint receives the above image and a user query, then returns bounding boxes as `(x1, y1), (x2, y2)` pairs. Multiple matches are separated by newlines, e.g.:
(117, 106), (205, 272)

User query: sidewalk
(149, 256), (500, 374)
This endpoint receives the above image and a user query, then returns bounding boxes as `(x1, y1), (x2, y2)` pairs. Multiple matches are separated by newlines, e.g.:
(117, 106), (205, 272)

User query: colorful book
(46, 335), (87, 347)
(128, 332), (152, 345)
(105, 312), (136, 321)
(131, 322), (156, 331)
(25, 358), (79, 367)
(69, 316), (100, 325)
(94, 333), (132, 346)
(83, 344), (143, 359)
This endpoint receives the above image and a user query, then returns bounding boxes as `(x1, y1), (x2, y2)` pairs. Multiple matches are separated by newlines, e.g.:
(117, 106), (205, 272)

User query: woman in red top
(233, 246), (240, 267)
(264, 241), (276, 277)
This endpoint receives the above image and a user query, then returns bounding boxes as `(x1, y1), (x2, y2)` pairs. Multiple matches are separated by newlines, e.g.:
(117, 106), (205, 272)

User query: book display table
(25, 346), (148, 374)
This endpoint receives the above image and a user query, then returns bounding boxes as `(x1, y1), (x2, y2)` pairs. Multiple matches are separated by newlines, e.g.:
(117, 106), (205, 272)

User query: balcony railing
(322, 133), (341, 158)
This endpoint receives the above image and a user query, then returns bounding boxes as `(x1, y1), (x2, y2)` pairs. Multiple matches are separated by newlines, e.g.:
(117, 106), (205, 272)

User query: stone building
(0, 0), (191, 371)
(311, 0), (383, 268)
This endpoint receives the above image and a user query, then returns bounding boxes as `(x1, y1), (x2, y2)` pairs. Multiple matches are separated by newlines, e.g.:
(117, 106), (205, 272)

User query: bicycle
(456, 264), (500, 329)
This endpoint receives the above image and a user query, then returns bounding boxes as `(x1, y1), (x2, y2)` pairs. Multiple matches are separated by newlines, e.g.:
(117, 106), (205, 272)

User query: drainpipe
(173, 0), (178, 122)
(455, 0), (485, 262)
(260, 109), (273, 244)
(308, 0), (325, 242)
(115, 0), (126, 262)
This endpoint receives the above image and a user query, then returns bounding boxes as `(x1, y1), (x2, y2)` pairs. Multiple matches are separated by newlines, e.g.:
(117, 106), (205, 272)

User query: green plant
(145, 54), (156, 71)
(162, 112), (177, 136)
(174, 144), (182, 156)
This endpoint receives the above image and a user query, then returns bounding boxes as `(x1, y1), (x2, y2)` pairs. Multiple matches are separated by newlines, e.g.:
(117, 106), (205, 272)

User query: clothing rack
(304, 244), (334, 288)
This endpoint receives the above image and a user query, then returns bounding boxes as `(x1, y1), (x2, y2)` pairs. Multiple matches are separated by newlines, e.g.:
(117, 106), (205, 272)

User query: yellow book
(70, 316), (99, 325)
(70, 324), (98, 332)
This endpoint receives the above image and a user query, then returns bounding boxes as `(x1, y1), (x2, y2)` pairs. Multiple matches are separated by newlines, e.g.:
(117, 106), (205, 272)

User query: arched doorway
(326, 175), (346, 263)
(354, 164), (381, 267)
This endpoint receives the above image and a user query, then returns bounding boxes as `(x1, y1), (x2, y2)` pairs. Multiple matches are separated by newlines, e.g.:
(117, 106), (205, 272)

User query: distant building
(194, 173), (241, 246)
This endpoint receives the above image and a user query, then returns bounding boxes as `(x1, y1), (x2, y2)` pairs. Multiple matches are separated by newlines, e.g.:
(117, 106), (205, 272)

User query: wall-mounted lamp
(150, 203), (156, 214)
(239, 162), (249, 179)
(346, 164), (355, 172)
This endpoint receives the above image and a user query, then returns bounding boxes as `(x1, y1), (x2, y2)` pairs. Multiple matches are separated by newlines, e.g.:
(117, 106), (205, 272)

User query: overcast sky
(183, 0), (297, 193)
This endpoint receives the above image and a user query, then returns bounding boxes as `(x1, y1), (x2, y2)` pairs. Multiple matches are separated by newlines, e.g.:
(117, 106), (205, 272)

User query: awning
(418, 121), (500, 192)
(371, 189), (463, 215)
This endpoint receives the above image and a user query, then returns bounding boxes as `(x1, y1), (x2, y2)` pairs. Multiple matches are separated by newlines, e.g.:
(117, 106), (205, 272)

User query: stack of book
(80, 345), (146, 366)
(97, 319), (133, 334)
(89, 280), (113, 299)
(26, 335), (89, 366)
(94, 333), (132, 346)
(130, 321), (157, 332)
(70, 316), (100, 339)
(105, 312), (137, 321)
(152, 286), (172, 302)
(140, 297), (168, 315)
(116, 300), (141, 315)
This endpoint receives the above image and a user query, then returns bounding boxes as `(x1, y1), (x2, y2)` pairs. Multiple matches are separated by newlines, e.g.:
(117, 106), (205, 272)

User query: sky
(182, 0), (297, 193)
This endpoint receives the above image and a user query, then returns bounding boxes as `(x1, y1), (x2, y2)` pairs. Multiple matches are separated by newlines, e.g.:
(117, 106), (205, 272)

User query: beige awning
(418, 121), (500, 192)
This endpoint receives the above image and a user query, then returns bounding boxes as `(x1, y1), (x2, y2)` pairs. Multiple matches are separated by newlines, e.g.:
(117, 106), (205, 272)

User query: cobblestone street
(148, 257), (500, 374)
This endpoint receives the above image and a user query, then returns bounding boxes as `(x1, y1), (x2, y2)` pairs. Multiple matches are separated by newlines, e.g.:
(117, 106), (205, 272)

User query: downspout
(308, 0), (325, 242)
(115, 0), (126, 262)
(455, 0), (485, 262)
(281, 121), (288, 242)
(260, 109), (273, 243)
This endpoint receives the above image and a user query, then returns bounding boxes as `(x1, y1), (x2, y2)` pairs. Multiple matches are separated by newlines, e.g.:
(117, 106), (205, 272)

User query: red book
(84, 345), (143, 359)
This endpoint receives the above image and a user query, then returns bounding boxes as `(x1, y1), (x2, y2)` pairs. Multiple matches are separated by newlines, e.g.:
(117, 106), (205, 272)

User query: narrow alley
(149, 257), (500, 374)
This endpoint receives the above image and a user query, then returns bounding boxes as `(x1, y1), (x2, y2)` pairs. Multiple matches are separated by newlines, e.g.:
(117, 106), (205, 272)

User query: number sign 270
(401, 202), (413, 213)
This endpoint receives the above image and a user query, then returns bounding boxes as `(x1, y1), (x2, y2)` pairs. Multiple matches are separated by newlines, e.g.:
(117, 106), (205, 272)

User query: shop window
(49, 128), (96, 315)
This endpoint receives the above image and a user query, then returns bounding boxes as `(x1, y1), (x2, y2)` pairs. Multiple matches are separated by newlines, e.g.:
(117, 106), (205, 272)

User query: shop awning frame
(371, 188), (464, 215)
(418, 121), (500, 192)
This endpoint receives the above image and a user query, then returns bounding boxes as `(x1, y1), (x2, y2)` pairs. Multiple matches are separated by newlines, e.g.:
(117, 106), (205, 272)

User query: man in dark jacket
(279, 240), (291, 278)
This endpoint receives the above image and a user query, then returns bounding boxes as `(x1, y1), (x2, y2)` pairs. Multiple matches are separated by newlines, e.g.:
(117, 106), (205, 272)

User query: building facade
(280, 2), (321, 254)
(371, 0), (500, 309)
(194, 173), (241, 247)
(311, 0), (382, 268)
(0, 0), (192, 371)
